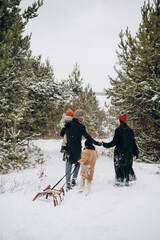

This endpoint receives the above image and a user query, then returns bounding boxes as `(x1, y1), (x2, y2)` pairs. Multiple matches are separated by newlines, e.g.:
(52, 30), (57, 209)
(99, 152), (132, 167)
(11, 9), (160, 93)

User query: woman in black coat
(60, 109), (101, 190)
(102, 113), (139, 186)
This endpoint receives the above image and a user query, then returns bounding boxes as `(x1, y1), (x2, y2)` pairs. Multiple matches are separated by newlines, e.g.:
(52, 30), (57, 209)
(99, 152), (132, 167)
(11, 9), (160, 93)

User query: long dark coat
(104, 125), (139, 158)
(60, 118), (99, 163)
(103, 124), (139, 180)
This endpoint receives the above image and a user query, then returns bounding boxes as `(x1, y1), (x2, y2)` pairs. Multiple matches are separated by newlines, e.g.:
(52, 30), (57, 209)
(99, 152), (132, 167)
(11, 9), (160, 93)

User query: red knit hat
(118, 113), (128, 123)
(66, 109), (74, 117)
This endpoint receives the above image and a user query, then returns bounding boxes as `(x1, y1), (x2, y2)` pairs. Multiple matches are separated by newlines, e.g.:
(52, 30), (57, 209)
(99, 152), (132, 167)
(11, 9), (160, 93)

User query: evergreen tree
(106, 0), (160, 162)
(26, 57), (61, 138)
(81, 84), (107, 138)
(0, 0), (43, 171)
(60, 63), (84, 108)
(59, 64), (107, 138)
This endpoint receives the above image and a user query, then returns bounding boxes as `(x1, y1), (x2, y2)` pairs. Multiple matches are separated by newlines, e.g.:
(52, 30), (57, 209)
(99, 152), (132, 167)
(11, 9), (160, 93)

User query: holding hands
(102, 141), (108, 148)
(94, 141), (108, 147)
(94, 141), (102, 146)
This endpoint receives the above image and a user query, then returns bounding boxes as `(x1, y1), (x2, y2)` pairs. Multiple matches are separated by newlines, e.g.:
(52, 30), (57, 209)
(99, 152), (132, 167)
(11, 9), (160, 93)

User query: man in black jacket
(60, 109), (101, 191)
(102, 113), (139, 186)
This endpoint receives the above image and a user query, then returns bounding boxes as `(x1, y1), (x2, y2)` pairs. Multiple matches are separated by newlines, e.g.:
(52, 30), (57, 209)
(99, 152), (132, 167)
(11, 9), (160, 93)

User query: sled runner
(33, 185), (65, 206)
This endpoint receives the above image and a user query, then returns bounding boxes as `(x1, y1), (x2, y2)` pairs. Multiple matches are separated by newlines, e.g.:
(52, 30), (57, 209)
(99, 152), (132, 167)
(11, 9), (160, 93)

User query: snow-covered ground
(0, 139), (160, 240)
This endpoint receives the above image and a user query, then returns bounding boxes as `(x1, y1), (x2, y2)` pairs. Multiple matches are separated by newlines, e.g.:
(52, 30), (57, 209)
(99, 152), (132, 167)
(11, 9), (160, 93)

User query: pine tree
(26, 57), (60, 137)
(59, 63), (107, 138)
(0, 0), (43, 171)
(57, 63), (84, 111)
(81, 84), (107, 137)
(106, 0), (160, 162)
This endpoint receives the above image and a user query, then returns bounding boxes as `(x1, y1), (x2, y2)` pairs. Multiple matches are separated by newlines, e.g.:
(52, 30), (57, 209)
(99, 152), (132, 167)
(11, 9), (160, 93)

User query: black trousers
(114, 155), (135, 181)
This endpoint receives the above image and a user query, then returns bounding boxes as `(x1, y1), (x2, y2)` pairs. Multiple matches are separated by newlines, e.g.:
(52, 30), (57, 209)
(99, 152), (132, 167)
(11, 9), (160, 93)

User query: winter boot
(71, 178), (76, 187)
(125, 180), (129, 187)
(129, 174), (137, 181)
(66, 183), (72, 191)
(114, 177), (124, 187)
(79, 177), (85, 193)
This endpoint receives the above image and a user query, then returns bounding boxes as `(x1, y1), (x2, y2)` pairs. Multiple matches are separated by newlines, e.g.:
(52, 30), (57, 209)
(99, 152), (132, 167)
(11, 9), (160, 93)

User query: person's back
(123, 125), (135, 157)
(115, 124), (136, 158)
(78, 139), (98, 194)
(62, 111), (100, 163)
(60, 109), (101, 190)
(79, 148), (97, 180)
(102, 113), (138, 186)
(65, 118), (86, 154)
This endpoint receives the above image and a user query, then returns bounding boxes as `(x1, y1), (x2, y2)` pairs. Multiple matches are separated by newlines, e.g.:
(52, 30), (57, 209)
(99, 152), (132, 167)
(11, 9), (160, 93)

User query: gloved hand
(102, 141), (108, 148)
(94, 141), (102, 146)
(135, 153), (139, 159)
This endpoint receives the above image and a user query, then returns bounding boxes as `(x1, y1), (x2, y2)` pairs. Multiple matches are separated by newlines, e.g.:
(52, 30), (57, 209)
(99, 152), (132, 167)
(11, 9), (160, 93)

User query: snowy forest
(0, 0), (160, 172)
(0, 0), (107, 171)
(106, 0), (160, 163)
(0, 1), (160, 240)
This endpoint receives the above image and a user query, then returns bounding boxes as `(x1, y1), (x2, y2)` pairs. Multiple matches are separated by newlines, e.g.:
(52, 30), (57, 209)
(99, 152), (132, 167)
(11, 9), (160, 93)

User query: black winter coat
(103, 124), (139, 159)
(60, 118), (99, 163)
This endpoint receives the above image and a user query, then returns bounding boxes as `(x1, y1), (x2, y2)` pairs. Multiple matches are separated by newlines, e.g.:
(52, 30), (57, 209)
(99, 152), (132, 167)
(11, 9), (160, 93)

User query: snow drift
(0, 139), (160, 240)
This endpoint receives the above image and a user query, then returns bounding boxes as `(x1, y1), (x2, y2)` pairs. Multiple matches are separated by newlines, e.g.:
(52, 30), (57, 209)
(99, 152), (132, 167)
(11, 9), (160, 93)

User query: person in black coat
(102, 113), (139, 186)
(60, 109), (102, 191)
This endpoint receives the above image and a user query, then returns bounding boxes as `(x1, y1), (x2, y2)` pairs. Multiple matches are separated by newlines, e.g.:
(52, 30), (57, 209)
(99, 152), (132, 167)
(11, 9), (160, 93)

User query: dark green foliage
(106, 0), (160, 162)
(26, 57), (61, 138)
(0, 1), (107, 172)
(0, 0), (44, 171)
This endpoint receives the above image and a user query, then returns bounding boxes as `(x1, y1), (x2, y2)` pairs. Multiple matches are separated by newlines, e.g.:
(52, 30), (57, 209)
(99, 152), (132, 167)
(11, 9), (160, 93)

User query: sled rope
(51, 164), (75, 189)
(61, 165), (76, 188)
(33, 163), (78, 206)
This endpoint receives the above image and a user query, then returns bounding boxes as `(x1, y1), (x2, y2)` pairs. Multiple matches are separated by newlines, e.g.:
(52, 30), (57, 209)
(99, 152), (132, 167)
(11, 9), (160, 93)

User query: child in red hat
(60, 109), (74, 155)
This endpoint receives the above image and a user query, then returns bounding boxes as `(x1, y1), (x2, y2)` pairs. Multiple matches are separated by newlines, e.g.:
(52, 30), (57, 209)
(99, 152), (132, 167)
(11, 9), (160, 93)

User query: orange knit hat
(66, 109), (74, 117)
(118, 113), (128, 123)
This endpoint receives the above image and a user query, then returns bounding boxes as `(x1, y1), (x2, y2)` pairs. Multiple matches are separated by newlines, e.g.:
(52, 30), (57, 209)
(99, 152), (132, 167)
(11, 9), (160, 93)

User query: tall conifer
(106, 0), (160, 162)
(0, 0), (43, 170)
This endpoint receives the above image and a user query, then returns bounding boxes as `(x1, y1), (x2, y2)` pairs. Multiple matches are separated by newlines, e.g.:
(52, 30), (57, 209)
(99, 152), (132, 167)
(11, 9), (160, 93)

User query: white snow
(0, 139), (160, 240)
(151, 95), (158, 101)
(96, 94), (109, 109)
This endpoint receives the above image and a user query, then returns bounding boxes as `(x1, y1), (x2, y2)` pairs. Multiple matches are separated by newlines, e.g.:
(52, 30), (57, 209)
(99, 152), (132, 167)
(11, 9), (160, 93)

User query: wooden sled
(33, 185), (65, 206)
